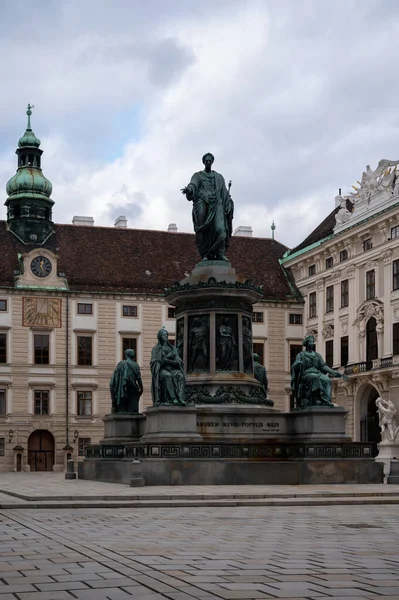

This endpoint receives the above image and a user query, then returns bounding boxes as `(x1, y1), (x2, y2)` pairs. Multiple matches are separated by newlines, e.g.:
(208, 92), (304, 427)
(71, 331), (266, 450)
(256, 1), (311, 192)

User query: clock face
(31, 256), (52, 278)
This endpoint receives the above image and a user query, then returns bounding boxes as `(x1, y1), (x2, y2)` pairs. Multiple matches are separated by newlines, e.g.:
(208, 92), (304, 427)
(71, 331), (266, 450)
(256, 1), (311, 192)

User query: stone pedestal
(387, 460), (399, 484)
(376, 441), (399, 479)
(141, 406), (202, 443)
(101, 413), (146, 444)
(165, 260), (271, 406)
(196, 404), (281, 441)
(287, 406), (350, 442)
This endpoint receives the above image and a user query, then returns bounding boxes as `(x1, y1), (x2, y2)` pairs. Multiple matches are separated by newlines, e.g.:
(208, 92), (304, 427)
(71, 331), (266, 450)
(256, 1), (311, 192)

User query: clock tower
(5, 105), (55, 245)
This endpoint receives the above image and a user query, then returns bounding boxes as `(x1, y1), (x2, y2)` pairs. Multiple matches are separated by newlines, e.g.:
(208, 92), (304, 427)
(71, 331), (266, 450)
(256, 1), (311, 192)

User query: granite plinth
(196, 404), (281, 440)
(387, 460), (399, 484)
(101, 413), (146, 444)
(141, 405), (203, 443)
(287, 406), (350, 442)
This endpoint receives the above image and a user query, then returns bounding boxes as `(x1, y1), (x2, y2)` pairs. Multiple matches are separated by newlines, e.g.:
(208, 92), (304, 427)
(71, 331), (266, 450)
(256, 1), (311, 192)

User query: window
(308, 264), (316, 276)
(122, 337), (137, 360)
(393, 260), (399, 291)
(77, 336), (92, 366)
(341, 336), (349, 366)
(167, 307), (176, 319)
(325, 257), (333, 269)
(0, 300), (7, 311)
(366, 270), (375, 300)
(0, 333), (6, 364)
(341, 279), (349, 308)
(122, 305), (138, 318)
(326, 286), (334, 313)
(289, 314), (302, 325)
(34, 334), (49, 365)
(0, 438), (4, 456)
(77, 391), (92, 416)
(253, 342), (264, 365)
(394, 323), (399, 356)
(34, 390), (49, 415)
(339, 249), (348, 262)
(77, 303), (93, 315)
(78, 437), (91, 456)
(325, 340), (334, 368)
(0, 389), (5, 415)
(290, 344), (302, 368)
(391, 225), (399, 239)
(309, 292), (317, 318)
(363, 238), (373, 252)
(252, 312), (264, 323)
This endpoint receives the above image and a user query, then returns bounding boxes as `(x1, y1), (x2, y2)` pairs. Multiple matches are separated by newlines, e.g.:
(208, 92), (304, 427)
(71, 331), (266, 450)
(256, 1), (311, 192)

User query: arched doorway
(366, 317), (378, 366)
(28, 430), (54, 472)
(356, 383), (380, 451)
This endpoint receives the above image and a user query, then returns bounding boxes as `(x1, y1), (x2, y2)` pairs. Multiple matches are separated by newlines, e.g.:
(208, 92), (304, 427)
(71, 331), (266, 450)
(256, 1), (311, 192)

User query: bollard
(130, 458), (145, 487)
(65, 458), (77, 480)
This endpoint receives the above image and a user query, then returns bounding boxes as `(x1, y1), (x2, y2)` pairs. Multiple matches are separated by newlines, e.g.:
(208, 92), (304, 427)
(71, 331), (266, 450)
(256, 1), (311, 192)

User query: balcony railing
(344, 356), (394, 375)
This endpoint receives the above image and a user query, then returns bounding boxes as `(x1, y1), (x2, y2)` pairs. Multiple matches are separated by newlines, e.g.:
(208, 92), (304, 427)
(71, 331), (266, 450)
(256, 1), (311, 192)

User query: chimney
(168, 223), (178, 233)
(114, 215), (128, 228)
(335, 188), (342, 208)
(233, 225), (253, 237)
(72, 216), (94, 227)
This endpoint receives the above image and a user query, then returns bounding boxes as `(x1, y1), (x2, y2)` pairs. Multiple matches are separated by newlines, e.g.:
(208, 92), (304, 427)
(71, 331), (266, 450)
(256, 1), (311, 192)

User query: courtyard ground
(0, 474), (398, 599)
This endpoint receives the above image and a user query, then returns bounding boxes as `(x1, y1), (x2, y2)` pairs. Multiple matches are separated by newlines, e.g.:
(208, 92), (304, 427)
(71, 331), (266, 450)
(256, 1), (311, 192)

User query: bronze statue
(242, 317), (253, 373)
(181, 153), (234, 261)
(217, 316), (236, 370)
(110, 348), (143, 413)
(290, 335), (347, 408)
(188, 316), (209, 372)
(150, 328), (186, 406)
(254, 353), (268, 396)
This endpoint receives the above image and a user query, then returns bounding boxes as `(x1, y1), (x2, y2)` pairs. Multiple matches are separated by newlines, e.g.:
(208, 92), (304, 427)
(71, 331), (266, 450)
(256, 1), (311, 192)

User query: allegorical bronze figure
(110, 348), (143, 413)
(181, 153), (234, 261)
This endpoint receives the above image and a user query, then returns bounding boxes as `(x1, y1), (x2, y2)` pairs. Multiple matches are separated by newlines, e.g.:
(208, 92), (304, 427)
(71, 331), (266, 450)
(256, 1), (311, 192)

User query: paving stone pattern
(0, 505), (399, 599)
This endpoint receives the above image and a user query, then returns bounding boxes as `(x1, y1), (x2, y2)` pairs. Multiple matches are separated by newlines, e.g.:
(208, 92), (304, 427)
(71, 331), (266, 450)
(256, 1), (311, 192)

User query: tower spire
(26, 103), (34, 130)
(271, 219), (276, 240)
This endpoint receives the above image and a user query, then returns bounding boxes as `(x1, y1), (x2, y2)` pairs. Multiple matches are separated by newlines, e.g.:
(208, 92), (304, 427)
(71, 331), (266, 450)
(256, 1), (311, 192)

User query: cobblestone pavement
(1, 505), (399, 600)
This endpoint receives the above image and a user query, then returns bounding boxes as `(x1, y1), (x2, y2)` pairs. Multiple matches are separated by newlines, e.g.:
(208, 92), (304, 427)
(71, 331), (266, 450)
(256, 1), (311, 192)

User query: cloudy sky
(1, 0), (399, 248)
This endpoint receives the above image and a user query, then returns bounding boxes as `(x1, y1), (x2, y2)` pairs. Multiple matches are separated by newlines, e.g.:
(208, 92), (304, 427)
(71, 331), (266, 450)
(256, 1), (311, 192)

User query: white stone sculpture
(376, 397), (399, 442)
(351, 159), (399, 203)
(335, 197), (352, 226)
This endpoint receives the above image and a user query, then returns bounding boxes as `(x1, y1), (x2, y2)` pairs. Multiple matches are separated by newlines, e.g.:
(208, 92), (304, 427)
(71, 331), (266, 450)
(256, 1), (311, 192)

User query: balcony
(344, 356), (394, 374)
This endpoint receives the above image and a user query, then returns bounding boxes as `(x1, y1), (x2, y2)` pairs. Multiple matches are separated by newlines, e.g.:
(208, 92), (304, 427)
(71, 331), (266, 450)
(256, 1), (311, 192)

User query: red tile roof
(0, 221), (302, 302)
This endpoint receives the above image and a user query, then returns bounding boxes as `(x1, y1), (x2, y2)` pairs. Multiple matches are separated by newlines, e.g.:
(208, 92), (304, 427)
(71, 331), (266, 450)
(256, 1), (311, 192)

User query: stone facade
(282, 162), (399, 444)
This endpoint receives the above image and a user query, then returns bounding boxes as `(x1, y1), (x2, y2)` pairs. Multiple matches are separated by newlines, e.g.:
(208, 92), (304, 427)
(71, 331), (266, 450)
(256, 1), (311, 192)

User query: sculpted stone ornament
(181, 153), (234, 261)
(110, 349), (143, 413)
(290, 335), (348, 409)
(376, 397), (399, 442)
(150, 328), (186, 406)
(351, 159), (399, 204)
(253, 353), (268, 396)
(335, 196), (352, 226)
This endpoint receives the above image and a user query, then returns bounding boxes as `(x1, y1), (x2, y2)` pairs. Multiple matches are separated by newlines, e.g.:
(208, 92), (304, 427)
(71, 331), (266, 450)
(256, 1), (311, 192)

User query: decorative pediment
(354, 300), (384, 337)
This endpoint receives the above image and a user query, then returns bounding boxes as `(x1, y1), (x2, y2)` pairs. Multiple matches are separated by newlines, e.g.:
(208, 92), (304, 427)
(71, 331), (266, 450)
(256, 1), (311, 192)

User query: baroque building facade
(282, 160), (399, 445)
(0, 110), (302, 472)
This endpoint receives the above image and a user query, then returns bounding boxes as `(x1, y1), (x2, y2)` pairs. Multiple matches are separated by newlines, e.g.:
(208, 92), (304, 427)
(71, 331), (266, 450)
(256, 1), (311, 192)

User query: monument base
(376, 441), (399, 479)
(101, 413), (146, 444)
(140, 405), (203, 443)
(387, 460), (399, 484)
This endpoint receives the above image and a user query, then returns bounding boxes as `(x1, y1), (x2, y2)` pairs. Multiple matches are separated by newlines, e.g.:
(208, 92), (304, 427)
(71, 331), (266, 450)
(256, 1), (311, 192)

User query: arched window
(20, 154), (26, 166)
(14, 204), (21, 218)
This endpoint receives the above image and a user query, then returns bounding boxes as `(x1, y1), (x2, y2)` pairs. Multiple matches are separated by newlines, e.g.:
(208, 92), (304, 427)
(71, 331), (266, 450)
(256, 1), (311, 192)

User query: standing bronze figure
(110, 349), (143, 413)
(182, 153), (234, 261)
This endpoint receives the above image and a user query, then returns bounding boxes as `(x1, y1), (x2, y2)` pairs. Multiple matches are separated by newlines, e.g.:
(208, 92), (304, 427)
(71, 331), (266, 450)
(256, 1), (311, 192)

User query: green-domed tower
(5, 105), (54, 244)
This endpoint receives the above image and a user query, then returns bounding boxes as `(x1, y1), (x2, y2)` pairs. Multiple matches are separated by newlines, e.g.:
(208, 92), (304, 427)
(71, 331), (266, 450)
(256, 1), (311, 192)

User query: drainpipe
(65, 293), (69, 445)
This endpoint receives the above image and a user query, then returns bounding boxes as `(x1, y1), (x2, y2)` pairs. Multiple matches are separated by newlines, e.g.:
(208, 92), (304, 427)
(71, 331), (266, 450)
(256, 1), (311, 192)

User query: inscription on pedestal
(197, 420), (281, 435)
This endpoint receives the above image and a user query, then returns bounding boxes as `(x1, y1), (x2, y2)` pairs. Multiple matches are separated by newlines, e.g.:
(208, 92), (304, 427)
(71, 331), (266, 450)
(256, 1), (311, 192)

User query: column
(383, 250), (393, 357)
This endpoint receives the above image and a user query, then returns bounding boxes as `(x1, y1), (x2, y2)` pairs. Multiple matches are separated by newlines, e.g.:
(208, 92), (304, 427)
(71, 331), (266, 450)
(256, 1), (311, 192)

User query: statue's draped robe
(254, 362), (268, 393)
(150, 342), (185, 405)
(110, 358), (143, 413)
(187, 169), (234, 259)
(290, 350), (333, 407)
(218, 324), (235, 370)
